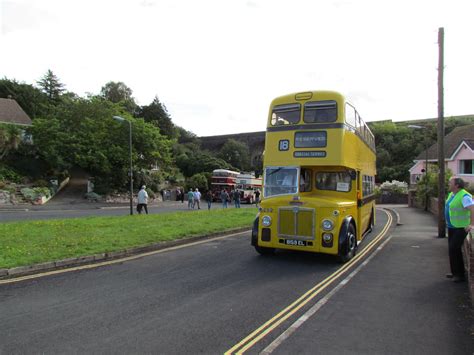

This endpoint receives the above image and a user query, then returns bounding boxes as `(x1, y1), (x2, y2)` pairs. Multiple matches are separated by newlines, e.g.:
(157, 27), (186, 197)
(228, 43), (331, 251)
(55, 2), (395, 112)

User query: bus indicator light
(322, 219), (334, 231)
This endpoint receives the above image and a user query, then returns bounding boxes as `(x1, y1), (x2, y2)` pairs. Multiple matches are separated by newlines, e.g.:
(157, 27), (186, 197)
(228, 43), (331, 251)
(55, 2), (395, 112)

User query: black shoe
(453, 276), (466, 283)
(446, 273), (454, 279)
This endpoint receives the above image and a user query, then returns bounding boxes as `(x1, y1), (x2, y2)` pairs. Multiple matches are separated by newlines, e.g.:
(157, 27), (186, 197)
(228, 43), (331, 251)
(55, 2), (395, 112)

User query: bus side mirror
(350, 170), (357, 180)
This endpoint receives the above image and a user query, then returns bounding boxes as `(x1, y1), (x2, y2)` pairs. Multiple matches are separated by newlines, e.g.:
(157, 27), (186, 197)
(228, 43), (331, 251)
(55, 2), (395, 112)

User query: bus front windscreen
(264, 167), (298, 197)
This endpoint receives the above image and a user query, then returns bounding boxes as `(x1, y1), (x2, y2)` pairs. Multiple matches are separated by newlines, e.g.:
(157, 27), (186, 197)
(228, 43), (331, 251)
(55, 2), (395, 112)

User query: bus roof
(212, 169), (240, 176)
(270, 90), (345, 107)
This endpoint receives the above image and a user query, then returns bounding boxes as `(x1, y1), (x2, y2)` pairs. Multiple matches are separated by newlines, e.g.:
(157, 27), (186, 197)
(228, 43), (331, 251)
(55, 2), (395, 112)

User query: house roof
(0, 98), (33, 126)
(415, 124), (474, 161)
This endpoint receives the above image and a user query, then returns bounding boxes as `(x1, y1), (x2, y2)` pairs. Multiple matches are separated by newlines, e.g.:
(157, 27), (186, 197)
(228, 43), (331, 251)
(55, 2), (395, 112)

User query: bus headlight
(322, 233), (333, 243)
(322, 219), (334, 231)
(262, 215), (272, 227)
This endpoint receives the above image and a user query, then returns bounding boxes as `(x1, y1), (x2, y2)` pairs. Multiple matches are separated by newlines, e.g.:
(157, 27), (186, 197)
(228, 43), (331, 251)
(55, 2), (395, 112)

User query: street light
(113, 116), (133, 215)
(408, 125), (429, 211)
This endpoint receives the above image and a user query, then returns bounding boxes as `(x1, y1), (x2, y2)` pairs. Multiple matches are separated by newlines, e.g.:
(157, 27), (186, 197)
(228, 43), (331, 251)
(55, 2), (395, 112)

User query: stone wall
(0, 190), (11, 204)
(463, 232), (474, 306)
(376, 192), (408, 204)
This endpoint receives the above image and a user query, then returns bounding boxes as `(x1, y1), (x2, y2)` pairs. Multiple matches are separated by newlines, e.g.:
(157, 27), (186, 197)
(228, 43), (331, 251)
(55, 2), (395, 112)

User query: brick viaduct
(199, 131), (265, 168)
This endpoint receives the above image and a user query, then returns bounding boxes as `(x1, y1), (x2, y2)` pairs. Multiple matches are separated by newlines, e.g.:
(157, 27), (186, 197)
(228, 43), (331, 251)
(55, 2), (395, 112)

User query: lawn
(0, 208), (257, 269)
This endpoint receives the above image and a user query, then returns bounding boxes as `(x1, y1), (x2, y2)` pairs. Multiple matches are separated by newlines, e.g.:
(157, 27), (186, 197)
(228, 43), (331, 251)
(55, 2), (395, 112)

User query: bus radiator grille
(278, 207), (315, 240)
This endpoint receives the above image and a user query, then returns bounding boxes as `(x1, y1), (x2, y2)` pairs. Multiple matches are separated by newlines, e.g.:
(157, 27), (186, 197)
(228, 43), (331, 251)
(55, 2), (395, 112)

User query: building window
(459, 159), (473, 174)
(411, 174), (422, 184)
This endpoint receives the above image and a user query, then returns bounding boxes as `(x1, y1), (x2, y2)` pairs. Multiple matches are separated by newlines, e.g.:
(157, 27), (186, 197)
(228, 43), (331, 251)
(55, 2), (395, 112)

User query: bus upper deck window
(304, 101), (337, 123)
(271, 104), (301, 126)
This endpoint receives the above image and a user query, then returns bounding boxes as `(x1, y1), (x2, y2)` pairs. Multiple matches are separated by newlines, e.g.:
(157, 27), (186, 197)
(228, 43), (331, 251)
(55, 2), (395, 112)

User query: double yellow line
(225, 208), (393, 354)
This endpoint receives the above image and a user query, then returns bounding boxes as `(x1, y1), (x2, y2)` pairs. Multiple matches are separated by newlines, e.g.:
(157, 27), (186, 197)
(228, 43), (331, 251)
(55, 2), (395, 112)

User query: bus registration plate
(285, 239), (307, 246)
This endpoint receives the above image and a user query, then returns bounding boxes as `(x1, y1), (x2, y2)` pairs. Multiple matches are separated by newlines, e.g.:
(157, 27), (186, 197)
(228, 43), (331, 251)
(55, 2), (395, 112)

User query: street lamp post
(113, 116), (133, 215)
(408, 125), (429, 211)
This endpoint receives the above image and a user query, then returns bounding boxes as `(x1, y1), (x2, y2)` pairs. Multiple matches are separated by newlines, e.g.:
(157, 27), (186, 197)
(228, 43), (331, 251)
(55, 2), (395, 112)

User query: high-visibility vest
(446, 189), (472, 228)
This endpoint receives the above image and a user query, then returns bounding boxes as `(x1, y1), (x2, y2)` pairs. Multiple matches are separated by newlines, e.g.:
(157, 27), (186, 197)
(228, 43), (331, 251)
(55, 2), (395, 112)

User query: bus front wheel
(255, 245), (275, 255)
(338, 223), (356, 263)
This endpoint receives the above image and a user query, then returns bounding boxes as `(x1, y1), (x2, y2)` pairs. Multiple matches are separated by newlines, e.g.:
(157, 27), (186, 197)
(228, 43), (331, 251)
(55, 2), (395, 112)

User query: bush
(379, 180), (408, 194)
(33, 179), (49, 188)
(0, 165), (22, 183)
(415, 170), (453, 206)
(20, 187), (51, 202)
(84, 192), (102, 202)
(144, 188), (156, 199)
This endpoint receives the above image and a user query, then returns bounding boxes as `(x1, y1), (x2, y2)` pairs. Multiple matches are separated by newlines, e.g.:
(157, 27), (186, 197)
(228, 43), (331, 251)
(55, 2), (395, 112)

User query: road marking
(0, 209), (29, 212)
(0, 230), (250, 285)
(261, 235), (393, 354)
(225, 208), (393, 354)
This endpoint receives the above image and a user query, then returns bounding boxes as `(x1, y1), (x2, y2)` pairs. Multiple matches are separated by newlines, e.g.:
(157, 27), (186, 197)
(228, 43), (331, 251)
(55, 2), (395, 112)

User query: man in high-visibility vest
(445, 177), (474, 282)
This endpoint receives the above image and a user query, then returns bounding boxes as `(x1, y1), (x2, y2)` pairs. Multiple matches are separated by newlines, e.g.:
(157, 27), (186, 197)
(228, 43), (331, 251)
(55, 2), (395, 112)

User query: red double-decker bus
(210, 169), (240, 201)
(211, 169), (262, 203)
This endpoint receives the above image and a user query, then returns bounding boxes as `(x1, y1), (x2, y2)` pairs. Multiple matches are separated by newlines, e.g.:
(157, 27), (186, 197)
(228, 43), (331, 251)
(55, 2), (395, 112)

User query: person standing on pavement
(220, 189), (229, 208)
(205, 190), (213, 210)
(187, 188), (194, 209)
(233, 189), (241, 208)
(137, 185), (149, 215)
(445, 177), (474, 282)
(254, 189), (261, 206)
(193, 188), (201, 209)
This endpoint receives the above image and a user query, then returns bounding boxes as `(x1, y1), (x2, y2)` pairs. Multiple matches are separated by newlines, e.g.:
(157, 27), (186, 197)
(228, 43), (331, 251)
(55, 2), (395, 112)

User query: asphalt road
(1, 208), (472, 354)
(0, 210), (389, 353)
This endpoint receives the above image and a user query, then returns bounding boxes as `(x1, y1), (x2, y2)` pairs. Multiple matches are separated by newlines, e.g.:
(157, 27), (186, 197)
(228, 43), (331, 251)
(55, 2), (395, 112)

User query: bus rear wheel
(255, 245), (275, 255)
(338, 223), (356, 263)
(368, 209), (375, 233)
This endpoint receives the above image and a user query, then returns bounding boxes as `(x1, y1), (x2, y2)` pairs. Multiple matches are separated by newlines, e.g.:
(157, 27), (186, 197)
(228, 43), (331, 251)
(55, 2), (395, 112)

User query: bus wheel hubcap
(348, 233), (356, 252)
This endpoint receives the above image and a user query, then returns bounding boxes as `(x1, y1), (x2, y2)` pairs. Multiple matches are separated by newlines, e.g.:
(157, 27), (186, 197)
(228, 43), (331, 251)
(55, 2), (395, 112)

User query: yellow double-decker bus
(251, 90), (376, 262)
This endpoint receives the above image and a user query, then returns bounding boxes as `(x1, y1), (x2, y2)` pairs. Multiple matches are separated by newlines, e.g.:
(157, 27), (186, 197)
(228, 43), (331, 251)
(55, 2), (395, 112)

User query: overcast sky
(1, 0), (473, 136)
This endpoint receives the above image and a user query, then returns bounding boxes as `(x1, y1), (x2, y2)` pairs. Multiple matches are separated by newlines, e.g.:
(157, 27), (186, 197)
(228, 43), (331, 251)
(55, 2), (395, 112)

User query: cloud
(140, 0), (156, 7)
(1, 1), (57, 35)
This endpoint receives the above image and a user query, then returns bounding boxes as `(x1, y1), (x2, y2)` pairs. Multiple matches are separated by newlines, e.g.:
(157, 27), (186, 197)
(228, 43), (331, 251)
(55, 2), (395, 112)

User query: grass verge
(0, 208), (256, 269)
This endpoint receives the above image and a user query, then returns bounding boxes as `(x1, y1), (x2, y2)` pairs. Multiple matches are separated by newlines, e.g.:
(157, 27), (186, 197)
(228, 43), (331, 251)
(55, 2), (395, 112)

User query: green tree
(100, 81), (137, 115)
(370, 122), (437, 183)
(0, 77), (49, 118)
(0, 123), (21, 160)
(218, 139), (250, 171)
(175, 142), (233, 178)
(138, 96), (176, 138)
(29, 97), (173, 191)
(186, 173), (209, 192)
(176, 127), (199, 144)
(36, 69), (65, 104)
